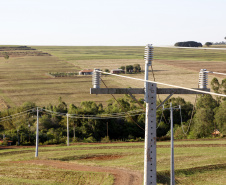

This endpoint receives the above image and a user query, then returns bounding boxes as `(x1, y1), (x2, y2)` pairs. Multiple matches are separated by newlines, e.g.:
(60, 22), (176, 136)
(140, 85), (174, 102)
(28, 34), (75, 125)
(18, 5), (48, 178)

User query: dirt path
(17, 160), (143, 185)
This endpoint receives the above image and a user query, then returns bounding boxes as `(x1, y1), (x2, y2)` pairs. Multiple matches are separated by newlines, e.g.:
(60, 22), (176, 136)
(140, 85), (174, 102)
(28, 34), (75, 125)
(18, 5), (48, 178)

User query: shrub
(101, 136), (110, 143)
(84, 136), (96, 143)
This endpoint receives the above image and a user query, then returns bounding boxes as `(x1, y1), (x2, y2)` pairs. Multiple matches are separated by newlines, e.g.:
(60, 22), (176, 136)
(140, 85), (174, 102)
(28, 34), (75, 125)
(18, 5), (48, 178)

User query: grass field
(0, 140), (225, 184)
(0, 45), (226, 109)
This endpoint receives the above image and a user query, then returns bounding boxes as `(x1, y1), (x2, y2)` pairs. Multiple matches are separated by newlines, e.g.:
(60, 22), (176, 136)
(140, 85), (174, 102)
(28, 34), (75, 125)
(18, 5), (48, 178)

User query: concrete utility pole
(67, 113), (70, 146)
(35, 107), (39, 158)
(90, 45), (209, 185)
(163, 103), (181, 185)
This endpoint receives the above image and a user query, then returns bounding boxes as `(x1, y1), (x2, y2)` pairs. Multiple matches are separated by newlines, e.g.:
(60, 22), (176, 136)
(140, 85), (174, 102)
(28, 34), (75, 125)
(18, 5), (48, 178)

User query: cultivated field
(0, 46), (226, 109)
(0, 140), (225, 184)
(0, 46), (226, 184)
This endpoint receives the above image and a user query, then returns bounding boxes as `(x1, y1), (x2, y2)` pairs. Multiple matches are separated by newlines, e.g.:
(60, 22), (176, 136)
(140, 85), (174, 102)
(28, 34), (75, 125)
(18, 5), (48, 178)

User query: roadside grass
(0, 162), (114, 185)
(0, 140), (225, 184)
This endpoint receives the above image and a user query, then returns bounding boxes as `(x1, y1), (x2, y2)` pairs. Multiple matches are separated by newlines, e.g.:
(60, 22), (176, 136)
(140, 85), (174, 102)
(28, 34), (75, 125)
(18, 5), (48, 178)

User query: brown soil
(81, 154), (123, 161)
(16, 160), (143, 185)
(157, 59), (226, 75)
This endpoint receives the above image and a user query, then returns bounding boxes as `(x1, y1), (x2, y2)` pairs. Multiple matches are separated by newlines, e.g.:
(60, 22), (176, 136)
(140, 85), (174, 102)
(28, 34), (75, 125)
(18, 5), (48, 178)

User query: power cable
(97, 71), (226, 98)
(100, 77), (145, 131)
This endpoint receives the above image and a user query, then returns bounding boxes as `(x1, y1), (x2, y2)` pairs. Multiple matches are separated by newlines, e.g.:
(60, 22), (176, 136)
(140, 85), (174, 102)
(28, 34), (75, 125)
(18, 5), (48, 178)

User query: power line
(100, 77), (145, 130)
(155, 45), (226, 51)
(97, 70), (226, 98)
(0, 108), (35, 122)
(206, 71), (226, 76)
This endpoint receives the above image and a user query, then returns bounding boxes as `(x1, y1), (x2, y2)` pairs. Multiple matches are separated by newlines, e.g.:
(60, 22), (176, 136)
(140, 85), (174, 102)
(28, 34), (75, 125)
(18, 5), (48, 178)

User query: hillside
(0, 45), (226, 110)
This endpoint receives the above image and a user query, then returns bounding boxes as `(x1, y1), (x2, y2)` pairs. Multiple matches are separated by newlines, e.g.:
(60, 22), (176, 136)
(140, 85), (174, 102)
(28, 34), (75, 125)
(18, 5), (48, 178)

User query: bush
(101, 136), (110, 143)
(84, 136), (96, 143)
(174, 41), (202, 47)
(157, 135), (170, 141)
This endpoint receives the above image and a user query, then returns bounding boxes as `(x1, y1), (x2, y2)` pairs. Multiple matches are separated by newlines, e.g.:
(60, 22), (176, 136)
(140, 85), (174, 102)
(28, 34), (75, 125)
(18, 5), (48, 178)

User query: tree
(191, 95), (218, 138)
(205, 42), (212, 47)
(174, 41), (202, 47)
(133, 64), (141, 73)
(4, 52), (9, 60)
(211, 78), (226, 102)
(214, 101), (226, 135)
(104, 69), (110, 73)
(119, 66), (125, 70)
(125, 65), (133, 73)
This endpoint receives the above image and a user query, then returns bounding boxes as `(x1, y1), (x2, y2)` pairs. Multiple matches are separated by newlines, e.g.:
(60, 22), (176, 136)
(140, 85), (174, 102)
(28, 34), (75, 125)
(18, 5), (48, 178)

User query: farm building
(212, 129), (221, 136)
(79, 69), (93, 75)
(110, 69), (125, 74)
(0, 139), (13, 146)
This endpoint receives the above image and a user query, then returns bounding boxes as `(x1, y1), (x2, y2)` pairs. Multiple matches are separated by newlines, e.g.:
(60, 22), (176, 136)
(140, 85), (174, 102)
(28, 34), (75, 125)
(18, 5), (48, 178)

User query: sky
(1, 0), (225, 46)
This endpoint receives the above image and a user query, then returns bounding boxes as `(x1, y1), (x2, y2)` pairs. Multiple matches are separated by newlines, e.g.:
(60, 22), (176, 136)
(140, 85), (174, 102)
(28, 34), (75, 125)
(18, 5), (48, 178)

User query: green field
(0, 140), (225, 184)
(0, 45), (226, 109)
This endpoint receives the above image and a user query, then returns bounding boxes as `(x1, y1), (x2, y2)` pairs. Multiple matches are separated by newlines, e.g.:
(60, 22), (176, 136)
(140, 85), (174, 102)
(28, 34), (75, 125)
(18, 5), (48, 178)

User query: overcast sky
(1, 0), (225, 46)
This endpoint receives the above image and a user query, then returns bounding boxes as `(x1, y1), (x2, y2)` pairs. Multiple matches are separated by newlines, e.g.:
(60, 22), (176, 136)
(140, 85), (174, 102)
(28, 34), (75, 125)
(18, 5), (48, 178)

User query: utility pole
(35, 107), (39, 158)
(107, 121), (108, 138)
(163, 103), (181, 185)
(67, 113), (70, 146)
(90, 46), (210, 184)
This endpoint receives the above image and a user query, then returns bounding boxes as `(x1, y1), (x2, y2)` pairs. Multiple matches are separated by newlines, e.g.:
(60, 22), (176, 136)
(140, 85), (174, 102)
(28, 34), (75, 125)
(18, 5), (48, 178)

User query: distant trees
(104, 69), (110, 73)
(3, 52), (9, 60)
(119, 64), (141, 73)
(174, 41), (202, 47)
(133, 64), (141, 73)
(1, 90), (226, 145)
(119, 66), (125, 70)
(126, 65), (133, 73)
(205, 42), (213, 47)
(191, 95), (218, 138)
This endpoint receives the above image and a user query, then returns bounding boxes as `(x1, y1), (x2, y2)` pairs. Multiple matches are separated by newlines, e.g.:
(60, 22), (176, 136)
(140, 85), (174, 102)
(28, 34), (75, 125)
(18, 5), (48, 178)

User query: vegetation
(48, 72), (78, 77)
(0, 90), (226, 146)
(205, 42), (213, 47)
(0, 140), (225, 184)
(174, 41), (202, 47)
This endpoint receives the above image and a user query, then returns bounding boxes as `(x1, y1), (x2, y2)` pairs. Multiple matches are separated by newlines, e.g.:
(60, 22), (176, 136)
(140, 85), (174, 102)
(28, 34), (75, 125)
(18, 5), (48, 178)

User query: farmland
(0, 140), (225, 184)
(0, 45), (226, 109)
(0, 45), (226, 184)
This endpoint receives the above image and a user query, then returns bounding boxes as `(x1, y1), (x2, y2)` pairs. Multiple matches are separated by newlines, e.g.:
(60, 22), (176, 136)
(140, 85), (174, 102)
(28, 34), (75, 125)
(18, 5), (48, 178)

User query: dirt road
(18, 160), (143, 185)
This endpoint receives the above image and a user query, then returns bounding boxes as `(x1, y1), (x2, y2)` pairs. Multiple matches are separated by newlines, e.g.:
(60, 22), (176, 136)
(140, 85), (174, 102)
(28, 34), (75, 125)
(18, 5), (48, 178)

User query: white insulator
(199, 69), (208, 89)
(92, 68), (101, 88)
(144, 44), (153, 66)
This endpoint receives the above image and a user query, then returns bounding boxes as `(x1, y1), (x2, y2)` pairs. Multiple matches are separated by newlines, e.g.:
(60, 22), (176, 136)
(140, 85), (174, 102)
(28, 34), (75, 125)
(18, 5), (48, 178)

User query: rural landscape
(0, 44), (226, 184)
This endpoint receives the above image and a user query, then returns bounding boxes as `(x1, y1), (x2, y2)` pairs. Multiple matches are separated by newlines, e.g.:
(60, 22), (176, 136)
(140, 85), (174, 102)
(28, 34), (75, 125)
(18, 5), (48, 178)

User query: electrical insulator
(92, 68), (101, 88)
(144, 44), (153, 66)
(199, 69), (208, 89)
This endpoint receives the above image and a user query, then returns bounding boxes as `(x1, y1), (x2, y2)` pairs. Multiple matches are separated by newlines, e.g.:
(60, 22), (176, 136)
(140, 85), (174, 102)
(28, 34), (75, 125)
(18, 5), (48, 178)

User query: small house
(212, 129), (220, 136)
(110, 69), (125, 74)
(0, 139), (13, 146)
(79, 69), (93, 75)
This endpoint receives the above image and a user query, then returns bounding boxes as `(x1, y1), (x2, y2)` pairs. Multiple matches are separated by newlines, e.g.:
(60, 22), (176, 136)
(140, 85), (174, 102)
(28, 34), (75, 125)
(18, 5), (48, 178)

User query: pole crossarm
(90, 88), (210, 95)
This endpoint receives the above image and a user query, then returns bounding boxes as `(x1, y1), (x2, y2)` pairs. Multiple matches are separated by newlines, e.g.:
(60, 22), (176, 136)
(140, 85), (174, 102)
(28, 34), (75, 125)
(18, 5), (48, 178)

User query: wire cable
(206, 71), (226, 76)
(97, 70), (226, 98)
(100, 77), (145, 131)
(0, 108), (35, 121)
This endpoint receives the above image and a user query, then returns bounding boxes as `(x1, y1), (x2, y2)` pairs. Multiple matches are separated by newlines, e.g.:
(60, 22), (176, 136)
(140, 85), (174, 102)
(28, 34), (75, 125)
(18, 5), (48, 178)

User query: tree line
(0, 78), (226, 145)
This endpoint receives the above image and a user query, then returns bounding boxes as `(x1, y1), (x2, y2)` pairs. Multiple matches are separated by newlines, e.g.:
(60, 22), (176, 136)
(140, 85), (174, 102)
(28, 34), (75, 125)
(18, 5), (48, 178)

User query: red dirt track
(17, 160), (143, 185)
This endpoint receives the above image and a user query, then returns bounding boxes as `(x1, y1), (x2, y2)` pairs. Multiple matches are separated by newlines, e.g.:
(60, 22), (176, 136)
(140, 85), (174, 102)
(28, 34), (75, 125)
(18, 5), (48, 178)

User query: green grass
(0, 162), (114, 185)
(33, 46), (226, 61)
(0, 140), (225, 184)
